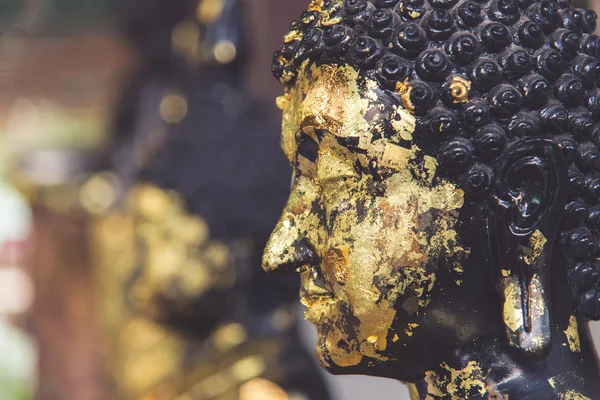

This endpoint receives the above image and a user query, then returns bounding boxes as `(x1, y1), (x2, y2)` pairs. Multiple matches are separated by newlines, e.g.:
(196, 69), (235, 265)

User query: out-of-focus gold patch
(92, 183), (238, 397)
(197, 0), (225, 23)
(239, 378), (289, 400)
(212, 323), (248, 352)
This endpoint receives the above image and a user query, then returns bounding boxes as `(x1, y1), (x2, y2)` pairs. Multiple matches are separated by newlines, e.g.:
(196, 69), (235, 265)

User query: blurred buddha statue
(262, 0), (600, 398)
(90, 0), (330, 399)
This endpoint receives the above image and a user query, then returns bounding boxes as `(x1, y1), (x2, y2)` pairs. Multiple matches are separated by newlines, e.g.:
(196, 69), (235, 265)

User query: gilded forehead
(279, 62), (370, 162)
(278, 61), (416, 165)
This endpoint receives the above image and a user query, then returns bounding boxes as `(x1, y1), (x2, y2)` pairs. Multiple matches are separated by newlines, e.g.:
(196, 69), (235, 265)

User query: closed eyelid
(317, 172), (358, 187)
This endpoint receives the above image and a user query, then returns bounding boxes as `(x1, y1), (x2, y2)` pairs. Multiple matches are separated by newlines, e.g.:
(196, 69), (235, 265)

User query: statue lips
(299, 267), (336, 325)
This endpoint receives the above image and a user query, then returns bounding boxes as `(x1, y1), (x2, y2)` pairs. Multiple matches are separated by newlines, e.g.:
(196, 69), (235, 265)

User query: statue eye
(297, 130), (320, 163)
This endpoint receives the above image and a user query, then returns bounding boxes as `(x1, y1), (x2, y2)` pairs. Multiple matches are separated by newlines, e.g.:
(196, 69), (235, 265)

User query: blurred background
(1, 1), (600, 400)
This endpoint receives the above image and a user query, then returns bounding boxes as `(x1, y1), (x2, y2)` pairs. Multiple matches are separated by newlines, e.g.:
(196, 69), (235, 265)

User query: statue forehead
(279, 62), (368, 160)
(279, 61), (418, 167)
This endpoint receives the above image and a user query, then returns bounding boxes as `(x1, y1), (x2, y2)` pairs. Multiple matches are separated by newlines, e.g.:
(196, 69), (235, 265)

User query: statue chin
(314, 338), (367, 376)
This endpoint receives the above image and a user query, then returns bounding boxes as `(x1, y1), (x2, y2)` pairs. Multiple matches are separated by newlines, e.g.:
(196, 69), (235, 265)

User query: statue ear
(489, 138), (568, 356)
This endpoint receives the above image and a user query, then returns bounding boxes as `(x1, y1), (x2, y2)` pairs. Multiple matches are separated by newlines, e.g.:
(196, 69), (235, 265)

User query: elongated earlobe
(489, 138), (568, 356)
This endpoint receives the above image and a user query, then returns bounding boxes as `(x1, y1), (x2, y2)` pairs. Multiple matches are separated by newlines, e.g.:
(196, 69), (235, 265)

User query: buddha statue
(263, 0), (600, 398)
(91, 0), (331, 398)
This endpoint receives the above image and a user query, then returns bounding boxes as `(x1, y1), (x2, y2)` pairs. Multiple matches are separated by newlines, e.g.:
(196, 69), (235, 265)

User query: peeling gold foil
(423, 361), (491, 398)
(448, 76), (471, 104)
(239, 378), (289, 400)
(523, 230), (547, 266)
(564, 315), (581, 353)
(307, 0), (324, 11)
(265, 62), (468, 369)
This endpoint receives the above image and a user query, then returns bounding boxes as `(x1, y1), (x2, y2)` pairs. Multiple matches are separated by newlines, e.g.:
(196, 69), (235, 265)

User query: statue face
(263, 62), (471, 374)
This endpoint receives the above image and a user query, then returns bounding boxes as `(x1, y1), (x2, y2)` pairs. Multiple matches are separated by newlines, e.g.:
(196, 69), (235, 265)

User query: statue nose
(262, 215), (315, 274)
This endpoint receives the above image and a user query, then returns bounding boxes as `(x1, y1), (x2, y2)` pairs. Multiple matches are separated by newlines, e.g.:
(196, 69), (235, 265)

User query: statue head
(263, 0), (600, 383)
(107, 0), (293, 333)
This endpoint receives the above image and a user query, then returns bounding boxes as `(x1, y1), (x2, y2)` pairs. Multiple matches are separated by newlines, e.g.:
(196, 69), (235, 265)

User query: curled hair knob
(569, 112), (594, 139)
(577, 142), (600, 171)
(517, 20), (545, 49)
(487, 84), (523, 118)
(584, 172), (600, 204)
(459, 163), (494, 194)
(455, 1), (483, 28)
(416, 49), (452, 81)
(587, 206), (600, 233)
(536, 48), (565, 81)
(323, 25), (353, 57)
(422, 9), (456, 41)
(570, 262), (600, 293)
(437, 137), (475, 172)
(567, 166), (586, 198)
(570, 56), (600, 88)
(583, 10), (598, 34)
(585, 89), (600, 121)
(554, 74), (585, 107)
(579, 34), (600, 60)
(350, 36), (385, 68)
(528, 1), (560, 35)
(560, 8), (585, 34)
(445, 32), (481, 65)
(564, 227), (598, 261)
(507, 112), (540, 138)
(480, 22), (512, 53)
(376, 55), (412, 90)
(461, 100), (491, 131)
(501, 48), (533, 81)
(397, 0), (426, 21)
(579, 289), (600, 320)
(562, 201), (590, 230)
(540, 105), (569, 134)
(367, 8), (399, 38)
(424, 107), (459, 139)
(470, 57), (503, 88)
(550, 29), (581, 62)
(518, 74), (550, 109)
(391, 23), (427, 56)
(489, 0), (520, 26)
(474, 124), (507, 159)
(406, 80), (437, 115)
(302, 28), (325, 59)
(343, 0), (374, 24)
(556, 135), (579, 161)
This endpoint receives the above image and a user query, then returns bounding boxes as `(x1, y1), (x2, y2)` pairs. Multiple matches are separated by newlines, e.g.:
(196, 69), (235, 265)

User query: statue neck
(407, 318), (600, 399)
